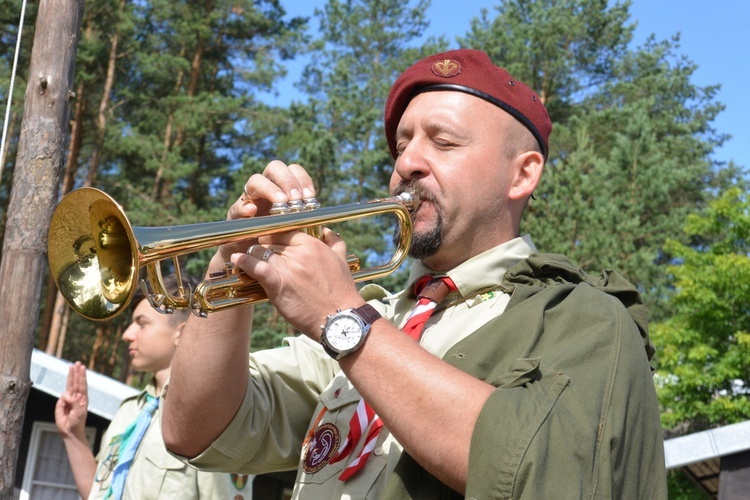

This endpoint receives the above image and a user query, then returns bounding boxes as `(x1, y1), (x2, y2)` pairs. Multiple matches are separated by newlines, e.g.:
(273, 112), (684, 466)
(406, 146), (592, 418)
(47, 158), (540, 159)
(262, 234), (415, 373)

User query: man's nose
(394, 141), (431, 181)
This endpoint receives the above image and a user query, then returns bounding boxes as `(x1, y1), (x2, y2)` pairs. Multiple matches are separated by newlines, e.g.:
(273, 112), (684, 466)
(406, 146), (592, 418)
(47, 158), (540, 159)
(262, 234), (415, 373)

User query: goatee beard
(391, 181), (443, 260)
(408, 213), (443, 260)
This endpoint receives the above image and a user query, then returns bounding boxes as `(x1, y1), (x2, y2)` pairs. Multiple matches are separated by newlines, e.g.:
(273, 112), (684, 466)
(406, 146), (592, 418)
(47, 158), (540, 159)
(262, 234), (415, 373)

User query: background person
(162, 49), (667, 499)
(54, 273), (251, 499)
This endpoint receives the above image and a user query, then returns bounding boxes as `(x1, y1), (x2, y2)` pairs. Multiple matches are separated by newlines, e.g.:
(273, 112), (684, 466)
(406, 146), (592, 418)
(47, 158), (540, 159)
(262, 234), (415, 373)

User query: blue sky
(268, 0), (748, 171)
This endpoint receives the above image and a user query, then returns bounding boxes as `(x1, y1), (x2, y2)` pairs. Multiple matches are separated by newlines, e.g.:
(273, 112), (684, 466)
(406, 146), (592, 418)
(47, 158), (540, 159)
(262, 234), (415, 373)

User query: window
(20, 421), (96, 500)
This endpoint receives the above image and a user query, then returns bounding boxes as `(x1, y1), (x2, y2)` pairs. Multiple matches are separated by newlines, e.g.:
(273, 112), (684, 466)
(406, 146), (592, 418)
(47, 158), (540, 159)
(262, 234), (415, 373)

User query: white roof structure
(664, 420), (750, 469)
(30, 348), (138, 420)
(663, 420), (750, 497)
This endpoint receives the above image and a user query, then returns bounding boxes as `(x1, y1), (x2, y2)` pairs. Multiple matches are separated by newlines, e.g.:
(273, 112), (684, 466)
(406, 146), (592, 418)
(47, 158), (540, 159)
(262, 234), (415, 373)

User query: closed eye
(395, 139), (410, 157)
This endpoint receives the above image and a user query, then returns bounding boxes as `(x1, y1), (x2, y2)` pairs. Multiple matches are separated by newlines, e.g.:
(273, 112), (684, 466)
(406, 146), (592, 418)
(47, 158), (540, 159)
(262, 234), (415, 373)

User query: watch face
(326, 314), (364, 352)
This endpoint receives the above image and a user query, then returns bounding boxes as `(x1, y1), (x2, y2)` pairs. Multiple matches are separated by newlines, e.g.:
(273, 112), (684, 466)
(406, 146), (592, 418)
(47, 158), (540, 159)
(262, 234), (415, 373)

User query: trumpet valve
(287, 200), (305, 212)
(303, 198), (321, 210)
(269, 198), (321, 215)
(269, 202), (291, 215)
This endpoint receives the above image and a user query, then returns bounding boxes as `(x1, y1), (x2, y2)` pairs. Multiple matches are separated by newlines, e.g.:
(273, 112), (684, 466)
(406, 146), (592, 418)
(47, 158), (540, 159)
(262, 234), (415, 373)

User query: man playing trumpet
(162, 49), (667, 499)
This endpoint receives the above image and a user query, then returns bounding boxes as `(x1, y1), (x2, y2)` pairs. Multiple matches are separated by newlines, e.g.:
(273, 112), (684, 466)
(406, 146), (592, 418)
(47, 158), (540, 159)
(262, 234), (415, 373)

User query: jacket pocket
(467, 364), (571, 499)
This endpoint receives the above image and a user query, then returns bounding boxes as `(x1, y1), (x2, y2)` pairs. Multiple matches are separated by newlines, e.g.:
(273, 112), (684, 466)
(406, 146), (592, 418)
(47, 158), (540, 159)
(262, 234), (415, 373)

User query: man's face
(389, 91), (520, 270)
(122, 299), (180, 374)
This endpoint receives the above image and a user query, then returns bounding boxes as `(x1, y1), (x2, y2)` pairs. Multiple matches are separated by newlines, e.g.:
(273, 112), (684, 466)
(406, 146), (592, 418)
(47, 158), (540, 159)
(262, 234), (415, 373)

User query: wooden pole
(0, 0), (84, 497)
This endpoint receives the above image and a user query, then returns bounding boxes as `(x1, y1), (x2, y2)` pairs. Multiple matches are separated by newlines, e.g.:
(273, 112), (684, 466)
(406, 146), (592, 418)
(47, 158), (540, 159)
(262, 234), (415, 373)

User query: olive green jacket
(384, 254), (667, 500)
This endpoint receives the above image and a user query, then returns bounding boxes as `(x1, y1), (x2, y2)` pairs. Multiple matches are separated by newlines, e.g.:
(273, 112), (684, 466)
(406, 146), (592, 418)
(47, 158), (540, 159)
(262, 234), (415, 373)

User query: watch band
(351, 303), (381, 325)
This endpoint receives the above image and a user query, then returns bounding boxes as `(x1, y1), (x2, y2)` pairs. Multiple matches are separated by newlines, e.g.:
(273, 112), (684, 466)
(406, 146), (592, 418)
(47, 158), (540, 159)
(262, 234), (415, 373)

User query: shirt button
(373, 447), (384, 456)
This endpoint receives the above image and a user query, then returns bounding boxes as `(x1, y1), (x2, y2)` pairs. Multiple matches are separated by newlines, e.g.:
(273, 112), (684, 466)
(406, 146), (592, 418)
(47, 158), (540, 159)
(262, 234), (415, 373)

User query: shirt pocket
(138, 432), (196, 500)
(296, 374), (388, 488)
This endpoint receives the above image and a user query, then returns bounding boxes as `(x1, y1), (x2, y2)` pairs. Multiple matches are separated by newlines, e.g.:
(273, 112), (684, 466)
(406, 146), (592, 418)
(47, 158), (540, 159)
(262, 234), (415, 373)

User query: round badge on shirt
(303, 423), (341, 474)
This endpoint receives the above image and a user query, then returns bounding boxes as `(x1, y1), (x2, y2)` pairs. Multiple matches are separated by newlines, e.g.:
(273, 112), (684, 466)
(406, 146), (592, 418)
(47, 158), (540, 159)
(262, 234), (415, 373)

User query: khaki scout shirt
(91, 380), (251, 500)
(180, 236), (537, 498)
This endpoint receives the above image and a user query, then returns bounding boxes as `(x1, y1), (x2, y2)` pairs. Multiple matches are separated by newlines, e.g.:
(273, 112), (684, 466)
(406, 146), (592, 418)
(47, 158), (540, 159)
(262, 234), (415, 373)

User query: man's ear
(508, 150), (544, 201)
(173, 321), (186, 347)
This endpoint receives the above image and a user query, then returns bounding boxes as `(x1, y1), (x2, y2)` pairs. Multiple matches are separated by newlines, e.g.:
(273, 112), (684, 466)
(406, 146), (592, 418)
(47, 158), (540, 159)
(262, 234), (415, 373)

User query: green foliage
(652, 188), (750, 434)
(251, 302), (296, 351)
(666, 470), (706, 500)
(298, 2), (448, 257)
(100, 0), (309, 212)
(61, 313), (133, 382)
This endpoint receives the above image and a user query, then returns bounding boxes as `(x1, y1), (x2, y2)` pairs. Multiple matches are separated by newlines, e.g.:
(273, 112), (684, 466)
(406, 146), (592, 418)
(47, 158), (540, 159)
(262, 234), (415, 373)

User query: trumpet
(47, 187), (415, 321)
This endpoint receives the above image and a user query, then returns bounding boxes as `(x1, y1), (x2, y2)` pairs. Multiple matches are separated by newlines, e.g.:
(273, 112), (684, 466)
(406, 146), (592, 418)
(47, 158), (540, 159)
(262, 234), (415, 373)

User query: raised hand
(54, 361), (89, 441)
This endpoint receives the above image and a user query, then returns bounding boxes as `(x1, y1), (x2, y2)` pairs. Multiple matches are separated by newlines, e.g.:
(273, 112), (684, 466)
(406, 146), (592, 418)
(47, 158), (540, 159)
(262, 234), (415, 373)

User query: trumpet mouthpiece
(395, 191), (418, 210)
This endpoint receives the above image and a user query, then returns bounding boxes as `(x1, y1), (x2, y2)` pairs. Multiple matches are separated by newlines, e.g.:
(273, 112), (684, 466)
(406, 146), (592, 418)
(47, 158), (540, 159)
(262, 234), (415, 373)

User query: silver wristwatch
(320, 304), (381, 360)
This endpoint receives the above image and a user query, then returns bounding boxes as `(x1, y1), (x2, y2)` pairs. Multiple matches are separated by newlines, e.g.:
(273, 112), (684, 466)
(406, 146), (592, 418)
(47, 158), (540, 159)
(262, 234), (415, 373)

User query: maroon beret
(384, 49), (552, 159)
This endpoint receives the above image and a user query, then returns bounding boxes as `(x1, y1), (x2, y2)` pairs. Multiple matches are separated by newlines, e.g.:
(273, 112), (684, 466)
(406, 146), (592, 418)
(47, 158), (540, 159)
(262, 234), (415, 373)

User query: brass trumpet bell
(47, 187), (414, 321)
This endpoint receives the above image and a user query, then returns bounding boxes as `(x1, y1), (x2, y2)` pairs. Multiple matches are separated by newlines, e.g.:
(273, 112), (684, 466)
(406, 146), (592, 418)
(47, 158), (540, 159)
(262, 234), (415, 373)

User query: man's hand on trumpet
(232, 228), (360, 340)
(227, 161), (362, 340)
(210, 161), (319, 270)
(233, 161), (316, 218)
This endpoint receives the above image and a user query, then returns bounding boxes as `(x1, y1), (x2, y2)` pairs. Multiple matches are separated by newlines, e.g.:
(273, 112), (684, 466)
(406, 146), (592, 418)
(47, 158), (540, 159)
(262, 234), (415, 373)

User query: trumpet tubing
(48, 187), (415, 321)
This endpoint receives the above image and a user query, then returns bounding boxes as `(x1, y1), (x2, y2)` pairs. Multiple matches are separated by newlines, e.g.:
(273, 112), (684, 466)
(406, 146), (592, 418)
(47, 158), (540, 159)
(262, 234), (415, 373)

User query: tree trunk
(43, 78), (86, 353)
(37, 275), (57, 351)
(0, 0), (84, 496)
(44, 292), (66, 355)
(55, 307), (70, 359)
(153, 63), (184, 201)
(62, 80), (86, 193)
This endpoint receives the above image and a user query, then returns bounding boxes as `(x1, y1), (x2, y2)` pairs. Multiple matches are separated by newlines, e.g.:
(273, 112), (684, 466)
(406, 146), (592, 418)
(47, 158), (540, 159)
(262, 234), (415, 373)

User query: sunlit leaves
(652, 188), (750, 433)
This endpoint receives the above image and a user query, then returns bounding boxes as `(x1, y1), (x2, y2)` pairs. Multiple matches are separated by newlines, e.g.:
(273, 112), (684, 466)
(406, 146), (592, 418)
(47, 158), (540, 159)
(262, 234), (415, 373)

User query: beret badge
(431, 59), (461, 78)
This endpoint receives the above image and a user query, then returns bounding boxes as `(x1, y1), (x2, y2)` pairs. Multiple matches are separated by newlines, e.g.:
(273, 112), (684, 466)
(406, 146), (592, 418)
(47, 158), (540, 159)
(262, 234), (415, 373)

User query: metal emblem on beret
(303, 422), (341, 474)
(432, 59), (461, 78)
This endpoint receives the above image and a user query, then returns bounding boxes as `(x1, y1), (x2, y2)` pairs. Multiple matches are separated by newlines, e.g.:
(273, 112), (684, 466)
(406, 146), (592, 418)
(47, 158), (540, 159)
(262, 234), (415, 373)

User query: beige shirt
(181, 236), (536, 499)
(92, 380), (251, 500)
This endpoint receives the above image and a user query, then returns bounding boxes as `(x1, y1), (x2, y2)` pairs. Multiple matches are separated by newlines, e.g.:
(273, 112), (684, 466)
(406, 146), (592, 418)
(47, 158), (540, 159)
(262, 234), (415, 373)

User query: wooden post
(0, 0), (84, 496)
